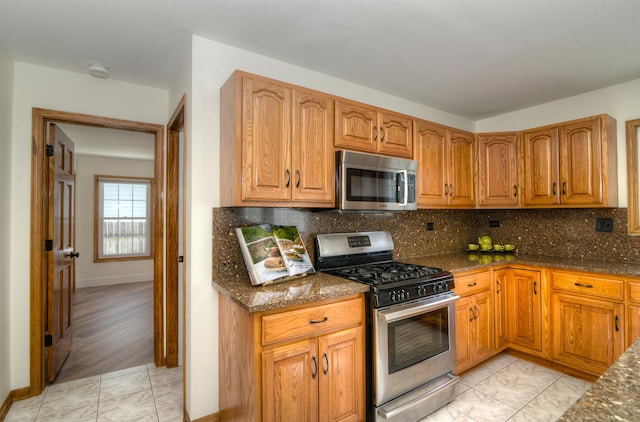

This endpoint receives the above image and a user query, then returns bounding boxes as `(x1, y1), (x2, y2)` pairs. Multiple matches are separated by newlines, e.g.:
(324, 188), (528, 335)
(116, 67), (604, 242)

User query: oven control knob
(417, 286), (427, 297)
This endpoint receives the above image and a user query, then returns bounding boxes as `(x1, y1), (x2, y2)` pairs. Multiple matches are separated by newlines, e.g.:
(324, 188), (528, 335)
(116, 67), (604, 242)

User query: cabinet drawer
(262, 297), (363, 346)
(628, 282), (640, 304)
(454, 271), (491, 296)
(551, 271), (623, 300)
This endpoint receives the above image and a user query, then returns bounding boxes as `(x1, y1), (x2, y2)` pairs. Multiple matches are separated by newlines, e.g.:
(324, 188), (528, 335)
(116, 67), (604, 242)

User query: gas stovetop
(326, 261), (447, 285)
(315, 231), (454, 308)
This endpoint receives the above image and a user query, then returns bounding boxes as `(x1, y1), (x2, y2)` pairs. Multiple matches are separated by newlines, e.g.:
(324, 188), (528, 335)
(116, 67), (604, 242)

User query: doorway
(29, 108), (167, 395)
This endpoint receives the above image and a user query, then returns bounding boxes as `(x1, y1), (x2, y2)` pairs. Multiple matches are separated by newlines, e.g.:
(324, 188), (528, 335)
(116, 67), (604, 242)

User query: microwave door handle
(399, 170), (408, 206)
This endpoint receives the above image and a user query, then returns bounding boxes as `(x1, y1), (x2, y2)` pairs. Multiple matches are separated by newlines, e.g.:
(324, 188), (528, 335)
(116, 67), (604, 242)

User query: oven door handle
(377, 294), (460, 323)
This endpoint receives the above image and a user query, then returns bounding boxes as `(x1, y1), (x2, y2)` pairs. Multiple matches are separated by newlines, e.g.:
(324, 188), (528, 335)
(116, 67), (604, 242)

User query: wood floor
(51, 281), (154, 384)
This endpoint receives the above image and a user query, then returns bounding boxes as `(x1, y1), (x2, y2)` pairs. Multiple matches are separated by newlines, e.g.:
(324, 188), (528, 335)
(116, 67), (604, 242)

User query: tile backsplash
(212, 207), (640, 280)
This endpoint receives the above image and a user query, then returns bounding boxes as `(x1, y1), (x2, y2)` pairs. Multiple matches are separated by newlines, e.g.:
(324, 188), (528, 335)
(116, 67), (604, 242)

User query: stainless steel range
(315, 231), (459, 422)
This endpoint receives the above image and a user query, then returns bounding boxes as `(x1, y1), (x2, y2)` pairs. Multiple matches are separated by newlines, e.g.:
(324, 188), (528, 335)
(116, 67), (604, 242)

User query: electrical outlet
(426, 222), (435, 231)
(595, 218), (613, 233)
(489, 220), (501, 228)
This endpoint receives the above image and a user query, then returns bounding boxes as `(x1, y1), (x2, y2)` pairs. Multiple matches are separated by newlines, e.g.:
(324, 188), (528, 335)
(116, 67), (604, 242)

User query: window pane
(98, 177), (151, 259)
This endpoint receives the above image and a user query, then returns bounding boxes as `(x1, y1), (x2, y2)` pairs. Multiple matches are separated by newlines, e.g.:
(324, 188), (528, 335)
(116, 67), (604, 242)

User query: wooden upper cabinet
(522, 127), (560, 206)
(335, 99), (413, 158)
(415, 120), (449, 207)
(449, 130), (476, 207)
(415, 120), (475, 208)
(220, 71), (335, 207)
(241, 76), (292, 202)
(522, 114), (617, 207)
(292, 88), (335, 204)
(477, 132), (520, 208)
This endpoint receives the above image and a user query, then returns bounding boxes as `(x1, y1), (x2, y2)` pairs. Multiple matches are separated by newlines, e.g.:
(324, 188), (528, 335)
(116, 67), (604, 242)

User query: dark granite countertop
(213, 253), (640, 313)
(559, 337), (640, 421)
(212, 272), (370, 313)
(400, 253), (640, 278)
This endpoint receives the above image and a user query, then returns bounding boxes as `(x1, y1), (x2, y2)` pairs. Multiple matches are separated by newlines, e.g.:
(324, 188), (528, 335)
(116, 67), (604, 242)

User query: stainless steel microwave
(337, 150), (417, 211)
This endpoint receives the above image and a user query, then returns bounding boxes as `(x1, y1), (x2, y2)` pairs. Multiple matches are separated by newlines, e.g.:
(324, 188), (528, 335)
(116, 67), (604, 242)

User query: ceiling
(57, 124), (155, 161)
(2, 0), (640, 120)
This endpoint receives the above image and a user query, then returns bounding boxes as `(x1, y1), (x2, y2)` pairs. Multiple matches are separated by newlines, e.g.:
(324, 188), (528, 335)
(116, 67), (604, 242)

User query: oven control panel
(374, 276), (454, 308)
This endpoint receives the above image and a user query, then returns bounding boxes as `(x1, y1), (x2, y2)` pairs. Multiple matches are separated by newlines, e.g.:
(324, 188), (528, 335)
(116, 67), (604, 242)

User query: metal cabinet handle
(533, 281), (537, 295)
(285, 169), (291, 188)
(311, 356), (318, 379)
(574, 283), (594, 289)
(552, 182), (557, 196)
(562, 181), (567, 195)
(322, 353), (329, 375)
(513, 185), (518, 197)
(374, 126), (378, 141)
(444, 184), (449, 196)
(469, 307), (475, 321)
(310, 317), (328, 324)
(496, 280), (501, 294)
(449, 184), (454, 196)
(474, 305), (479, 319)
(380, 127), (385, 142)
(295, 170), (300, 188)
(615, 315), (619, 332)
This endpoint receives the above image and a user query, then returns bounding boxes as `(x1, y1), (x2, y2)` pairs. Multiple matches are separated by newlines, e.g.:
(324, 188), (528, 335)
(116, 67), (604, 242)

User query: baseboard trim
(1, 386), (33, 420)
(185, 408), (219, 422)
(76, 273), (154, 288)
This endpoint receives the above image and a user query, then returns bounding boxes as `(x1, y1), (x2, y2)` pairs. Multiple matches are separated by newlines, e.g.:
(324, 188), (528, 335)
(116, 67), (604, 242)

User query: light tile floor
(421, 353), (593, 422)
(5, 363), (182, 422)
(6, 353), (590, 422)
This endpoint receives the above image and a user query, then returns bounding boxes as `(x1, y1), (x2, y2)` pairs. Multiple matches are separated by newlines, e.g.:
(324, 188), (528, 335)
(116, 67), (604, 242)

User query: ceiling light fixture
(88, 62), (110, 79)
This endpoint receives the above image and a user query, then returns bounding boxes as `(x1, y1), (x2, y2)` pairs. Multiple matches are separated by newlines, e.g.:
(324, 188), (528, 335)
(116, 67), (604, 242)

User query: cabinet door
(242, 77), (292, 201)
(318, 327), (364, 422)
(454, 296), (473, 374)
(551, 292), (624, 375)
(493, 269), (509, 350)
(477, 133), (519, 207)
(262, 338), (319, 422)
(449, 130), (476, 207)
(335, 100), (377, 153)
(378, 110), (413, 158)
(628, 305), (640, 348)
(472, 290), (494, 364)
(522, 127), (560, 206)
(560, 117), (603, 205)
(415, 120), (449, 207)
(508, 269), (542, 352)
(292, 89), (335, 204)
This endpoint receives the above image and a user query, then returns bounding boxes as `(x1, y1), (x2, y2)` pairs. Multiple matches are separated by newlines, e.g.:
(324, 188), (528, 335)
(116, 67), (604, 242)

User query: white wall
(10, 62), (168, 389)
(0, 43), (14, 404)
(75, 154), (155, 288)
(476, 78), (640, 207)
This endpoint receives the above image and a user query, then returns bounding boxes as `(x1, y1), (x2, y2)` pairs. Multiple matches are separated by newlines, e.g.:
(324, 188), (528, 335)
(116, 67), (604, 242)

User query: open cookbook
(235, 224), (315, 286)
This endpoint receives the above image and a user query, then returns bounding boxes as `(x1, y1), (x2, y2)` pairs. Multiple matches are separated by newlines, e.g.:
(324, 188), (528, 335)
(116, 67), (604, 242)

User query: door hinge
(46, 145), (54, 157)
(44, 334), (52, 347)
(178, 256), (184, 263)
(45, 239), (53, 251)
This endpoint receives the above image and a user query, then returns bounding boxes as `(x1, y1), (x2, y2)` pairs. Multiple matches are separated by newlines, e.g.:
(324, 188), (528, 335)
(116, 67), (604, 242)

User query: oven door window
(346, 168), (402, 203)
(387, 307), (449, 374)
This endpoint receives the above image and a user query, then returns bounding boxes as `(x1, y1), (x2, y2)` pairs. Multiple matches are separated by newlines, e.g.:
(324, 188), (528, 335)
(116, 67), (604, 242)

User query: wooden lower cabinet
(454, 271), (494, 374)
(627, 282), (640, 347)
(493, 269), (509, 351)
(219, 293), (365, 422)
(507, 268), (542, 353)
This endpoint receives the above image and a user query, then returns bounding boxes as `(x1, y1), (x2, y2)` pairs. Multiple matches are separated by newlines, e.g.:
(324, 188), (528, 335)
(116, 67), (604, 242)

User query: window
(95, 176), (153, 261)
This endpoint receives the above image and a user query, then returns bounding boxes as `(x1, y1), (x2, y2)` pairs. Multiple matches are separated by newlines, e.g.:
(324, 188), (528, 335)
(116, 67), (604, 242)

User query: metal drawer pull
(311, 356), (318, 379)
(574, 282), (594, 288)
(533, 281), (537, 295)
(615, 315), (619, 332)
(467, 282), (477, 287)
(310, 317), (328, 324)
(322, 353), (329, 375)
